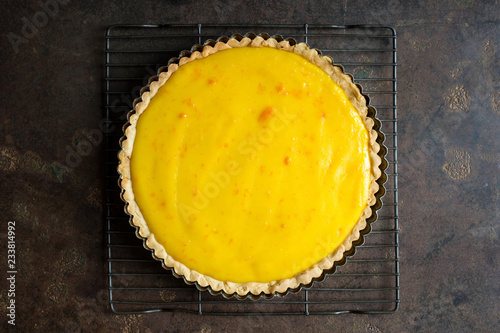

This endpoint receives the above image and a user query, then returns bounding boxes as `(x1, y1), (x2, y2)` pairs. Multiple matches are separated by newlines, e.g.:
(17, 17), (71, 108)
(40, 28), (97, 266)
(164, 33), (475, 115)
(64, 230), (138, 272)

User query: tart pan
(118, 33), (388, 300)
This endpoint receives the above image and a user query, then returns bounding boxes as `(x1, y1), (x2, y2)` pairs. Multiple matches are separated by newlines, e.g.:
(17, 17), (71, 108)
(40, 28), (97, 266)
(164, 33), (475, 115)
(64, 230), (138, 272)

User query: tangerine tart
(118, 36), (383, 298)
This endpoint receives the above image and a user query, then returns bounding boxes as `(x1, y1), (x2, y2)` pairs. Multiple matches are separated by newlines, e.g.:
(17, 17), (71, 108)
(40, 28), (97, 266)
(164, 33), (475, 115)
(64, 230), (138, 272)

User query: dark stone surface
(1, 0), (499, 331)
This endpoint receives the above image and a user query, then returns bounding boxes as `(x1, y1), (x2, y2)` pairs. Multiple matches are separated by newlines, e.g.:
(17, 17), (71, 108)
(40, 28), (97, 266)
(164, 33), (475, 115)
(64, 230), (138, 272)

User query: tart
(118, 35), (383, 298)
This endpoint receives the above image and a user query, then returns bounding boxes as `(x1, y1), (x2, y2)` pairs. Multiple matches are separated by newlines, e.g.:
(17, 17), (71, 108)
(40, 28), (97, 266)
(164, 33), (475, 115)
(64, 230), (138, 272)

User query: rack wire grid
(105, 24), (399, 315)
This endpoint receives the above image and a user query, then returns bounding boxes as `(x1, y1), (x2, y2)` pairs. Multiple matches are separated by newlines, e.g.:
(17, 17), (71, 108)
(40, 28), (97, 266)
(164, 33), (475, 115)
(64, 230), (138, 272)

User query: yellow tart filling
(131, 47), (371, 283)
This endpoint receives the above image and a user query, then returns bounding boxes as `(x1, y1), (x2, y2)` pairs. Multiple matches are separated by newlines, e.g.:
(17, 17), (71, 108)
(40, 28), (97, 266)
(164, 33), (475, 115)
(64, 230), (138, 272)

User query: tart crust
(117, 36), (382, 297)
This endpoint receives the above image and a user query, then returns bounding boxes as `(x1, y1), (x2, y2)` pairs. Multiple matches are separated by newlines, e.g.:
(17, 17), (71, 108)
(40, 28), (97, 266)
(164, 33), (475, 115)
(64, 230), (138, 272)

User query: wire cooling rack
(105, 24), (399, 315)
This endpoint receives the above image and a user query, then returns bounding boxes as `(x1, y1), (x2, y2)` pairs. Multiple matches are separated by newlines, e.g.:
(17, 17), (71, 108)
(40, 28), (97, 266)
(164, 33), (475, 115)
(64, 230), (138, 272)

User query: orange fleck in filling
(258, 106), (275, 122)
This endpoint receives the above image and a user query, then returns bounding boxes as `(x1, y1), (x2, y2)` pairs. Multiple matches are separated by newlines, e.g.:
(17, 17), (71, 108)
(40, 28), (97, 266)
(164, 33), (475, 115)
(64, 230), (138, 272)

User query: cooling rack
(105, 24), (399, 315)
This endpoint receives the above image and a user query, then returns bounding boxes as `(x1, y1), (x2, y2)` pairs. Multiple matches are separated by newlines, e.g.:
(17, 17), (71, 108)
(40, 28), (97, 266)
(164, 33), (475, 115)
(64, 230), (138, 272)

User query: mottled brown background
(0, 0), (499, 332)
